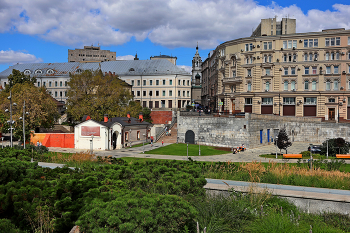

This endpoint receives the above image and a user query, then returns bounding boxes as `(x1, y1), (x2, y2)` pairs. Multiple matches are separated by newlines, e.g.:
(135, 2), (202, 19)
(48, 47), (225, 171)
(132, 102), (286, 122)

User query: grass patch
(144, 143), (230, 156)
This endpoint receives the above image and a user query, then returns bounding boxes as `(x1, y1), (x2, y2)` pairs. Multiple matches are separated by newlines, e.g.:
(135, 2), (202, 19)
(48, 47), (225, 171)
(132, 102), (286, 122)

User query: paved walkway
(47, 141), (350, 163)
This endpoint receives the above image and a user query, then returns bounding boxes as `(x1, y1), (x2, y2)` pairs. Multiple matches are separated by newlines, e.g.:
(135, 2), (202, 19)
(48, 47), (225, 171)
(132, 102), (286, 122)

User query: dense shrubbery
(0, 150), (207, 232)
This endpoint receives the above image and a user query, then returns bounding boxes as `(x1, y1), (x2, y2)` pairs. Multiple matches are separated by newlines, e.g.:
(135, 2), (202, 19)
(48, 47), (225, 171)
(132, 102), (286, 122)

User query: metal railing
(155, 115), (177, 142)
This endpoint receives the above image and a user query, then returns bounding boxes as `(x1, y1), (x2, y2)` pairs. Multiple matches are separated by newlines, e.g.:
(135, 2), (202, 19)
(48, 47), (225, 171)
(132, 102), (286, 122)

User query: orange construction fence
(31, 133), (74, 148)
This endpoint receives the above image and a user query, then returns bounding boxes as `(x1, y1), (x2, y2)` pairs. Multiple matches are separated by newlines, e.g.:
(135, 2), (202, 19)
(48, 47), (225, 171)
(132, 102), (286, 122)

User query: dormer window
(35, 69), (42, 74)
(129, 68), (135, 72)
(24, 69), (31, 75)
(47, 69), (54, 74)
(76, 69), (82, 74)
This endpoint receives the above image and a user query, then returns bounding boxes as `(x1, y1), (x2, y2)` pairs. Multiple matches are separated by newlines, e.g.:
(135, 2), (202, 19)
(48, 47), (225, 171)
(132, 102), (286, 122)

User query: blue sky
(1, 0), (350, 73)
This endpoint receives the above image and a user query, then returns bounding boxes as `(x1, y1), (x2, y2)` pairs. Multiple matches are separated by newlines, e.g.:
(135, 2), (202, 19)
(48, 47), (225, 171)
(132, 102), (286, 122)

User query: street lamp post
(187, 143), (188, 160)
(275, 136), (278, 159)
(19, 101), (29, 149)
(5, 91), (16, 148)
(326, 139), (329, 159)
(142, 133), (146, 153)
(1, 137), (4, 148)
(309, 143), (313, 171)
(90, 135), (94, 154)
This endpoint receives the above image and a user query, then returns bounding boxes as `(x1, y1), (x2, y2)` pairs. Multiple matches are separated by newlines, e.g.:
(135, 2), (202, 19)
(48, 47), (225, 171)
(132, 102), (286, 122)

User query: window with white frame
(187, 91), (190, 97)
(178, 80), (181, 85)
(245, 98), (252, 105)
(156, 80), (159, 85)
(232, 70), (236, 77)
(265, 68), (271, 76)
(143, 91), (146, 97)
(162, 80), (166, 85)
(312, 81), (316, 91)
(329, 98), (335, 103)
(304, 39), (318, 48)
(334, 80), (339, 90)
(291, 67), (296, 75)
(326, 66), (331, 74)
(183, 80), (185, 85)
(304, 53), (308, 61)
(305, 67), (309, 75)
(187, 80), (190, 86)
(325, 52), (329, 61)
(247, 82), (251, 91)
(137, 80), (140, 86)
(162, 90), (165, 96)
(143, 80), (146, 86)
(178, 91), (180, 96)
(348, 37), (350, 45)
(283, 97), (295, 105)
(331, 52), (335, 60)
(262, 97), (273, 105)
(326, 37), (340, 46)
(284, 67), (288, 75)
(304, 80), (309, 90)
(137, 91), (140, 96)
(309, 53), (313, 61)
(150, 80), (153, 85)
(131, 80), (134, 86)
(263, 42), (272, 50)
(312, 66), (317, 74)
(304, 97), (317, 105)
(156, 91), (159, 96)
(291, 80), (296, 90)
(245, 43), (253, 51)
(169, 80), (172, 85)
(169, 90), (172, 96)
(326, 81), (331, 90)
(247, 69), (251, 77)
(265, 81), (270, 91)
(336, 52), (340, 60)
(183, 91), (185, 97)
(334, 66), (339, 74)
(284, 81), (288, 90)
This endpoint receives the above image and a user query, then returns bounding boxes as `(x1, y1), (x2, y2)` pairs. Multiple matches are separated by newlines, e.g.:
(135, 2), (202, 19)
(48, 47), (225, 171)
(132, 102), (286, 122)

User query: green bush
(321, 138), (350, 157)
(0, 219), (21, 233)
(301, 151), (310, 157)
(77, 190), (197, 233)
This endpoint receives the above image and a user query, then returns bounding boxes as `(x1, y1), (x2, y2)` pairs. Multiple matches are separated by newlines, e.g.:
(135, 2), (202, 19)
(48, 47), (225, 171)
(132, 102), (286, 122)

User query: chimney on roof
(139, 112), (143, 122)
(86, 116), (91, 121)
(127, 112), (131, 119)
(104, 114), (108, 123)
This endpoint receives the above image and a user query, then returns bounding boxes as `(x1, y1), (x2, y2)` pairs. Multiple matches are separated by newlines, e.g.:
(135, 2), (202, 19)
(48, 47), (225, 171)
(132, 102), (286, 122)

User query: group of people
(36, 141), (42, 147)
(232, 144), (245, 154)
(165, 126), (171, 136)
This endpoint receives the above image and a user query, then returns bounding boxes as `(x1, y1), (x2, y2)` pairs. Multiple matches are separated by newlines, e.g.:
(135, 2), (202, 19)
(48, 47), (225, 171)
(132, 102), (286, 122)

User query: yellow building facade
(203, 27), (350, 122)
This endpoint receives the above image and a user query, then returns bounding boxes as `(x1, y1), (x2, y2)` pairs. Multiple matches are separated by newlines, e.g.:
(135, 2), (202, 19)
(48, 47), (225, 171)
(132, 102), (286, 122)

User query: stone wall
(177, 112), (350, 148)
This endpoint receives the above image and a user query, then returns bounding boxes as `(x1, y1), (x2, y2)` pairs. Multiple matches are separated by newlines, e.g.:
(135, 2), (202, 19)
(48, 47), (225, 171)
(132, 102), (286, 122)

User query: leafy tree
(0, 83), (59, 142)
(142, 107), (153, 123)
(276, 128), (292, 154)
(67, 69), (142, 121)
(321, 138), (350, 157)
(4, 69), (36, 91)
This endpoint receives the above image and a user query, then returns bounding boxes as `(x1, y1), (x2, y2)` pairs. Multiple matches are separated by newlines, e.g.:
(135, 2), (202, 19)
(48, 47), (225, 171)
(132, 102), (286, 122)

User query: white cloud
(177, 65), (192, 74)
(0, 50), (43, 65)
(115, 55), (135, 60)
(1, 1), (350, 49)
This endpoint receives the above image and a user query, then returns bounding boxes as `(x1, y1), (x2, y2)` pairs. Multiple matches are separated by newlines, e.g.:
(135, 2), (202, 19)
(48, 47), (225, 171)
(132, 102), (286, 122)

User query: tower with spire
(191, 43), (202, 105)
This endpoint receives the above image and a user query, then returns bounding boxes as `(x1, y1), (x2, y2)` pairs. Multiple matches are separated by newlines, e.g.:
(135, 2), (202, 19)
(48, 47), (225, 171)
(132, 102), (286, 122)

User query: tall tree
(5, 69), (36, 91)
(67, 69), (142, 121)
(0, 83), (59, 142)
(276, 128), (292, 154)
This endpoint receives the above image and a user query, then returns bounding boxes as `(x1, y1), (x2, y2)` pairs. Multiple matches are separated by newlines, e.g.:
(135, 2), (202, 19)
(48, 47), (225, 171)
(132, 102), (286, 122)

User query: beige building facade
(203, 19), (350, 122)
(68, 46), (116, 63)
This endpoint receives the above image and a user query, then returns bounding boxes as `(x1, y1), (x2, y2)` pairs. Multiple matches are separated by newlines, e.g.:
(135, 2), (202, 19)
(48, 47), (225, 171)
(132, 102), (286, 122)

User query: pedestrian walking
(162, 140), (164, 146)
(151, 138), (153, 146)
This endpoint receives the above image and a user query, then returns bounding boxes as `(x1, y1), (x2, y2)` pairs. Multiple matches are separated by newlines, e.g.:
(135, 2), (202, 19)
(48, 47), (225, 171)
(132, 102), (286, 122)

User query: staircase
(160, 123), (178, 143)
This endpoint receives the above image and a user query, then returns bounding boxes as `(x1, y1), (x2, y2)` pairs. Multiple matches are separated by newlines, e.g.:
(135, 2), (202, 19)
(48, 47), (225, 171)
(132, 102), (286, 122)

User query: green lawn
(144, 143), (230, 156)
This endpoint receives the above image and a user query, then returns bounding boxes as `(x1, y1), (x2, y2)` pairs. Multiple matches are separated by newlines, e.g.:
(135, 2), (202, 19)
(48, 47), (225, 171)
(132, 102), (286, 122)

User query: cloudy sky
(0, 0), (350, 73)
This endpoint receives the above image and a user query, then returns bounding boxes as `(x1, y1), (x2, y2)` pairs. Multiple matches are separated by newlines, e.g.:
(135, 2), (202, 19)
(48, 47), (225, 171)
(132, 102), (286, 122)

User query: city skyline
(0, 0), (350, 73)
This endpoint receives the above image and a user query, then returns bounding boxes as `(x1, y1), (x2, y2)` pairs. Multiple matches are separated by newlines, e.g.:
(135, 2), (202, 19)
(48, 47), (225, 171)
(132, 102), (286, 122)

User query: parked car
(308, 145), (322, 153)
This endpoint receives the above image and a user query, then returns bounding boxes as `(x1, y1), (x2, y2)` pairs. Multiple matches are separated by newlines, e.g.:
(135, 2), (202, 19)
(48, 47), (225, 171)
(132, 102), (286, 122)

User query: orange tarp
(31, 133), (74, 148)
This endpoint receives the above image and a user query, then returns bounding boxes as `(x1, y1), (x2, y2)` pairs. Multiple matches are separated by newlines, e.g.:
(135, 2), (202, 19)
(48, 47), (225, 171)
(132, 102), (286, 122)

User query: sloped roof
(0, 60), (190, 78)
(76, 117), (151, 128)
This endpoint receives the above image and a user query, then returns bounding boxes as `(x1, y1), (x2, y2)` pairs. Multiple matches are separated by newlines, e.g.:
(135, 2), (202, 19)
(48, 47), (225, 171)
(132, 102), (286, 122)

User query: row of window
(140, 100), (190, 109)
(245, 65), (344, 77)
(131, 79), (190, 86)
(49, 91), (67, 98)
(24, 69), (54, 75)
(37, 81), (68, 87)
(244, 36), (348, 52)
(76, 54), (108, 57)
(245, 97), (317, 105)
(133, 90), (190, 97)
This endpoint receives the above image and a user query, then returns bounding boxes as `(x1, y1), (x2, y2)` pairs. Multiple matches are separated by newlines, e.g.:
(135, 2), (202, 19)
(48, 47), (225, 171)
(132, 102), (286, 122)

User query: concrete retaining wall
(177, 113), (350, 148)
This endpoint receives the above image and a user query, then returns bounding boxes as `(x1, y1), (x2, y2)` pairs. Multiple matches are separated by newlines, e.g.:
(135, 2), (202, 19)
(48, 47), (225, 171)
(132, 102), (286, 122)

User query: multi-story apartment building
(0, 60), (191, 109)
(68, 45), (116, 63)
(203, 18), (350, 122)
